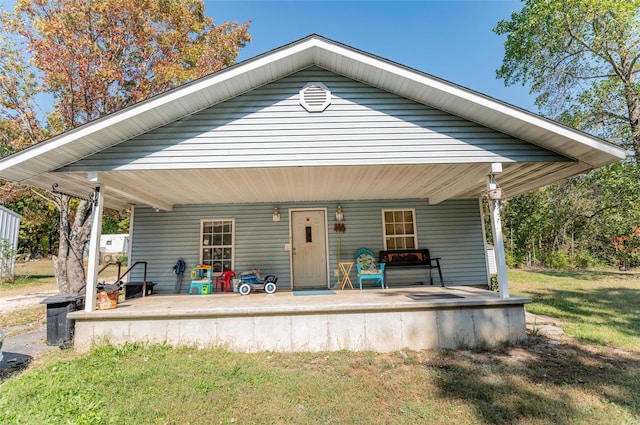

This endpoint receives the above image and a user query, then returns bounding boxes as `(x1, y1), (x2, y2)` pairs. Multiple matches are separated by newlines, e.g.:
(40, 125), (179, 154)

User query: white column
(85, 186), (104, 311)
(487, 174), (509, 298)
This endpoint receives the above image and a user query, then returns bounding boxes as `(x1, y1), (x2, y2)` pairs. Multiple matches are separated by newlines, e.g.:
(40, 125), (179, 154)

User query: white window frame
(381, 208), (418, 250)
(200, 218), (235, 273)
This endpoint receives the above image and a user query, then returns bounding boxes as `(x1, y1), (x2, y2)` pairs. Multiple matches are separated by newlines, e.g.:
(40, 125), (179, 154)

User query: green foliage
(504, 249), (519, 269)
(488, 274), (499, 292)
(0, 238), (17, 282)
(542, 251), (571, 269)
(571, 249), (603, 269)
(3, 191), (59, 257)
(503, 162), (640, 269)
(101, 209), (129, 234)
(116, 253), (128, 266)
(496, 1), (640, 268)
(494, 0), (640, 154)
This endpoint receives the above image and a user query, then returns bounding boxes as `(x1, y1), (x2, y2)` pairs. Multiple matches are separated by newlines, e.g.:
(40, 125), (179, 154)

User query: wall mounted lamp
(272, 207), (281, 222)
(336, 205), (344, 222)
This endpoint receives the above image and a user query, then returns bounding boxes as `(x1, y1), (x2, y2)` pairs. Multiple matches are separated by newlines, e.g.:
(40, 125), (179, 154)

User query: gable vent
(299, 82), (331, 112)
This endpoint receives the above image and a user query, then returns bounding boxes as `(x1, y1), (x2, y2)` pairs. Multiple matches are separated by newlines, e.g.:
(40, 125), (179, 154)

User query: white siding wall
(0, 205), (21, 279)
(130, 199), (487, 293)
(65, 67), (565, 172)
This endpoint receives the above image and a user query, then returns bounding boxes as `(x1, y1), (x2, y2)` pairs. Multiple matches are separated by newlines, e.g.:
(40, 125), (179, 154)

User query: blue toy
(238, 269), (278, 295)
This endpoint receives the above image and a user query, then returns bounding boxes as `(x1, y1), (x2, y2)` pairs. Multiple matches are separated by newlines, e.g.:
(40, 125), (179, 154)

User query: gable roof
(0, 34), (627, 210)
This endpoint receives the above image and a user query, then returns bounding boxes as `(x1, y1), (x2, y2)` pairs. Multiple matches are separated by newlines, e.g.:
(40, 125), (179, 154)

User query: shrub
(571, 250), (603, 269)
(0, 239), (18, 283)
(543, 251), (571, 269)
(504, 249), (521, 268)
(116, 254), (128, 266)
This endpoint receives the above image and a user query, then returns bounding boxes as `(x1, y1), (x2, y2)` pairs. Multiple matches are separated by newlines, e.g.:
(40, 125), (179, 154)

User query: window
(200, 219), (234, 272)
(382, 209), (417, 250)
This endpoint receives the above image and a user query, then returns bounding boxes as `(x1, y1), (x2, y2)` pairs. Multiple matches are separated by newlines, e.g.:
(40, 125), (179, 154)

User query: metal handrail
(99, 261), (122, 280)
(115, 261), (149, 298)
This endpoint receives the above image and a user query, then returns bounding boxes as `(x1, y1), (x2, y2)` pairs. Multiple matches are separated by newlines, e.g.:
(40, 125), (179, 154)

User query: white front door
(291, 209), (328, 289)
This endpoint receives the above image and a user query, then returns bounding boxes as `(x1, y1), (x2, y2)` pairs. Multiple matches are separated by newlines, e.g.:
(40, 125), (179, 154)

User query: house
(0, 35), (626, 352)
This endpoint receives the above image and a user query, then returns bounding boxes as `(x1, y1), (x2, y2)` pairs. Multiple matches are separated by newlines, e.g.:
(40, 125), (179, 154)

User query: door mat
(407, 293), (463, 301)
(293, 289), (336, 296)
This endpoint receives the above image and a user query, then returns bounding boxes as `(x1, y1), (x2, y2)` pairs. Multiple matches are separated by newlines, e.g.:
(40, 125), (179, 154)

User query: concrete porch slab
(69, 286), (531, 353)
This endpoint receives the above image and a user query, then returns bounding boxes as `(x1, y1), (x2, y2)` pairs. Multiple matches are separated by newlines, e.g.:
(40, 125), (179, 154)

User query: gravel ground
(0, 289), (60, 380)
(0, 289), (59, 313)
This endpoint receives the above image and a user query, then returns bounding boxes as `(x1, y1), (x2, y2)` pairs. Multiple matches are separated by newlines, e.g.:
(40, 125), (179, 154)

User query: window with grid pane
(200, 219), (234, 273)
(382, 209), (417, 250)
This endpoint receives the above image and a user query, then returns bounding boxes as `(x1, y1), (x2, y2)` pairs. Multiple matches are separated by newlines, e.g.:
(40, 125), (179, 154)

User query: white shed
(100, 234), (129, 258)
(0, 205), (21, 280)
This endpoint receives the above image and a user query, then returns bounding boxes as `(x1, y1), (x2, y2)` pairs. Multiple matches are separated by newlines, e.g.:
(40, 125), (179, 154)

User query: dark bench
(379, 249), (444, 287)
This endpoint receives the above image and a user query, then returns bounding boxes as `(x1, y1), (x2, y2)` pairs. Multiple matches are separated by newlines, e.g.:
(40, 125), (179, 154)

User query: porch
(69, 286), (530, 353)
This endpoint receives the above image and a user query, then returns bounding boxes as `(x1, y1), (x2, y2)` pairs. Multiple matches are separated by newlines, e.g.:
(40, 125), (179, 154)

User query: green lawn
(509, 268), (640, 352)
(0, 267), (638, 424)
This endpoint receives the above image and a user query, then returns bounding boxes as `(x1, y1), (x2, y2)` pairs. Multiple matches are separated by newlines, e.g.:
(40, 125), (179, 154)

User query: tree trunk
(53, 195), (94, 294)
(53, 195), (70, 293)
(68, 200), (94, 293)
(621, 71), (640, 162)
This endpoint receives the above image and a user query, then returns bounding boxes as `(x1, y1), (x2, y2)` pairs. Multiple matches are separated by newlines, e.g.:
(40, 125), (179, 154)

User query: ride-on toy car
(238, 270), (277, 295)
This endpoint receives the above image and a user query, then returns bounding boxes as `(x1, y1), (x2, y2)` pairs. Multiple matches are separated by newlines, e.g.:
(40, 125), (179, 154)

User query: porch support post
(487, 169), (509, 298)
(85, 185), (104, 312)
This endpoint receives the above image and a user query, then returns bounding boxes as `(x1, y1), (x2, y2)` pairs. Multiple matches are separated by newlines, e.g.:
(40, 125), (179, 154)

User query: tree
(495, 0), (640, 157)
(494, 1), (640, 268)
(1, 0), (250, 293)
(2, 190), (59, 258)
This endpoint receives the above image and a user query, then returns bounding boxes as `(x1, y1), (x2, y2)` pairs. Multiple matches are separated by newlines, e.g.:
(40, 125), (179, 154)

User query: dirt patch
(0, 289), (58, 314)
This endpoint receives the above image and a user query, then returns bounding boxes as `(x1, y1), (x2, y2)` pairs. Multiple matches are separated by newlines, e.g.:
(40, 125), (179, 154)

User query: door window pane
(305, 226), (313, 243)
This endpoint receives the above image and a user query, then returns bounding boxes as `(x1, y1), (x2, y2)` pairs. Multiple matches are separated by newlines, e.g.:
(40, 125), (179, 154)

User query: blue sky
(207, 0), (536, 111)
(0, 0), (536, 112)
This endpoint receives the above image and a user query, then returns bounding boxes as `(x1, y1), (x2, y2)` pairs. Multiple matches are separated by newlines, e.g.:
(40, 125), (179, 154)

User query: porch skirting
(69, 286), (530, 353)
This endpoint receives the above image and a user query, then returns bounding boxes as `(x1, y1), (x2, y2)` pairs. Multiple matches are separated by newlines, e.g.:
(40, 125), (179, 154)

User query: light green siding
(65, 67), (567, 172)
(131, 199), (488, 293)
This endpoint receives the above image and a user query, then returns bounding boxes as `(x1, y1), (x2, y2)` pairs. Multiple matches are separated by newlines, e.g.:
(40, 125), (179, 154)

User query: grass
(0, 342), (638, 424)
(508, 269), (640, 352)
(1, 306), (46, 338)
(0, 261), (58, 295)
(1, 260), (122, 295)
(0, 266), (639, 424)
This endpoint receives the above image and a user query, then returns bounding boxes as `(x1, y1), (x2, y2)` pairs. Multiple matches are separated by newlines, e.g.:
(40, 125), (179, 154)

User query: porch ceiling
(46, 160), (587, 211)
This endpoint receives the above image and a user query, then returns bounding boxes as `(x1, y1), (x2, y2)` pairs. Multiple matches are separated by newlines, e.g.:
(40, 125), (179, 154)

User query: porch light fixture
(336, 205), (344, 222)
(272, 207), (281, 222)
(487, 173), (504, 201)
(487, 188), (503, 200)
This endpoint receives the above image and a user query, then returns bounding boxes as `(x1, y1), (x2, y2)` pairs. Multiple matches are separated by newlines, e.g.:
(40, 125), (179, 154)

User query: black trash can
(41, 294), (85, 347)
